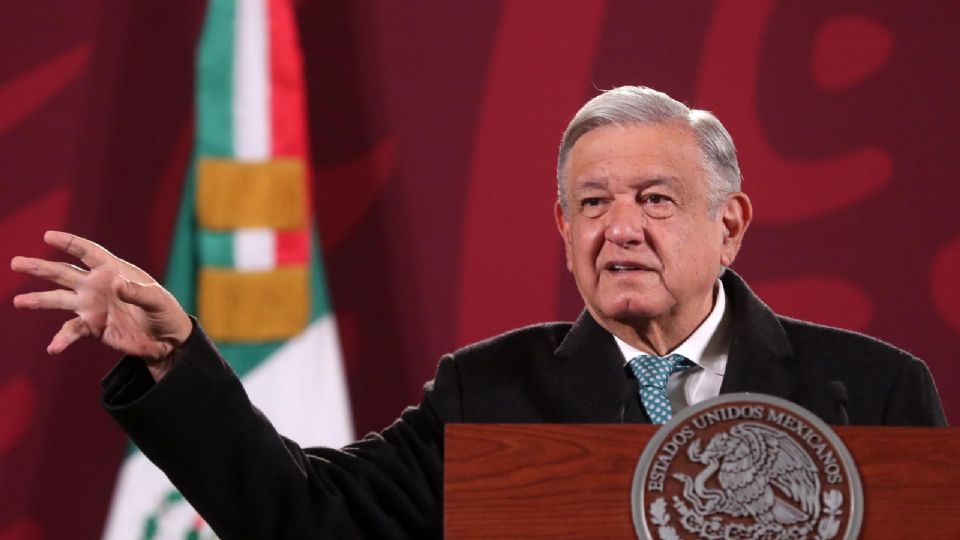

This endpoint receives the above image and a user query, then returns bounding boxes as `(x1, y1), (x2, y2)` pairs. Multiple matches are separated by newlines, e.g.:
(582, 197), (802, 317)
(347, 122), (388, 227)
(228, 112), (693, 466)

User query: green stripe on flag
(197, 0), (235, 158)
(166, 0), (236, 313)
(198, 230), (234, 268)
(165, 153), (198, 314)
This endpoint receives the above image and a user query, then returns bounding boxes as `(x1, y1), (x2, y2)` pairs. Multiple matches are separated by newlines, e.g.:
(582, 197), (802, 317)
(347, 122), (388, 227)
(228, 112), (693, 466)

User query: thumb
(113, 275), (167, 313)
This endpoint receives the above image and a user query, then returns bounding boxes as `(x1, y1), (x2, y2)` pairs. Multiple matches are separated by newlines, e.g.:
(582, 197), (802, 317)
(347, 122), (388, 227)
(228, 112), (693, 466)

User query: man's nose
(604, 201), (645, 247)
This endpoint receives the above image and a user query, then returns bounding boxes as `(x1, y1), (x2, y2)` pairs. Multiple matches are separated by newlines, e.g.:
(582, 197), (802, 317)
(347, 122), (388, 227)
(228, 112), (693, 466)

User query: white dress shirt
(614, 279), (732, 416)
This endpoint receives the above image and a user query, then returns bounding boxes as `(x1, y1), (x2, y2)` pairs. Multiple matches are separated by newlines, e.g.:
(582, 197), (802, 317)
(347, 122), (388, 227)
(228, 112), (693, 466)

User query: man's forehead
(564, 125), (709, 189)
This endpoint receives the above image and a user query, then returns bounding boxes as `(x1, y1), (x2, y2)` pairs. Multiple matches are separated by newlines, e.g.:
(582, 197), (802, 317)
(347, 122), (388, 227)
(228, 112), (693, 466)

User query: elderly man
(12, 86), (945, 538)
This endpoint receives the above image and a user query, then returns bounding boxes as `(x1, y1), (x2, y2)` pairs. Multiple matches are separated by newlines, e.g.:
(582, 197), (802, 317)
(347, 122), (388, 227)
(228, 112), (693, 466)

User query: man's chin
(594, 298), (671, 325)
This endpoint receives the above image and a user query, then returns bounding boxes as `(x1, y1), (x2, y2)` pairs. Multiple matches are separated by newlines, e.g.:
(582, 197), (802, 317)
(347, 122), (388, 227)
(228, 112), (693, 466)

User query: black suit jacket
(102, 270), (945, 539)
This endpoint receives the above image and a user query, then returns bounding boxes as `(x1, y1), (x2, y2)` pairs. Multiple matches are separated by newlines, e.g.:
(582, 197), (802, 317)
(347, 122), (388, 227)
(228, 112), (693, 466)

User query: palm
(78, 265), (165, 357)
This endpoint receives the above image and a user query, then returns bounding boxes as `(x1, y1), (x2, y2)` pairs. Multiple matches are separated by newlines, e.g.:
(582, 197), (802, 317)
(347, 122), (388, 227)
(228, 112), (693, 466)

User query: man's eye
(642, 193), (677, 218)
(579, 198), (606, 217)
(644, 194), (672, 205)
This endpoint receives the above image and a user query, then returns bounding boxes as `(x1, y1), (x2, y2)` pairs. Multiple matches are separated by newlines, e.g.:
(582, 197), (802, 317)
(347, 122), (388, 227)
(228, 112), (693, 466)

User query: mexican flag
(101, 0), (354, 538)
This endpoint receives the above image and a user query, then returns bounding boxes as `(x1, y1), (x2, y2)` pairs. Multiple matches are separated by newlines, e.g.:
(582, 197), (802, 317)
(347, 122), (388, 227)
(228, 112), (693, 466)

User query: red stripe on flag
(268, 0), (315, 230)
(269, 0), (307, 160)
(276, 229), (309, 265)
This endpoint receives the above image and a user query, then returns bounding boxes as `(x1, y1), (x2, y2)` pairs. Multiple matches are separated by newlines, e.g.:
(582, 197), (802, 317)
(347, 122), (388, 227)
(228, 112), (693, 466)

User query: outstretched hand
(11, 231), (192, 380)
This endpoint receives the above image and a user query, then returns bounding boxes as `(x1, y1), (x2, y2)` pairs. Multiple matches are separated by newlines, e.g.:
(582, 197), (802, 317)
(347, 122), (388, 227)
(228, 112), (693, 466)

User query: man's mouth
(605, 263), (650, 273)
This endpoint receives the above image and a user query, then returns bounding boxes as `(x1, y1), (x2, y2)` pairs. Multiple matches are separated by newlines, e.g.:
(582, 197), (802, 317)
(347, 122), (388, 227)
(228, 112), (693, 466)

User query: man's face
(555, 123), (747, 340)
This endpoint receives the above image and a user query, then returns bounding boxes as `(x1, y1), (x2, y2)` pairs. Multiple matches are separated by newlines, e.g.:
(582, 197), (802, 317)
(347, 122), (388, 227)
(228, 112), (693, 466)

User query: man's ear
(719, 192), (752, 266)
(555, 200), (574, 272)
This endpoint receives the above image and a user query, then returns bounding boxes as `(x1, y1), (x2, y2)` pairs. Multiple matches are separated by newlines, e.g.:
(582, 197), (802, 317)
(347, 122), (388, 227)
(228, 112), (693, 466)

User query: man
(12, 86), (945, 538)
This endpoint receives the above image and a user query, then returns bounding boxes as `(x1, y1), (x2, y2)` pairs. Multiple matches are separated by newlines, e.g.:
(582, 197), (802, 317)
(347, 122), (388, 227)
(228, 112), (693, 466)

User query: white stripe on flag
(244, 315), (355, 447)
(234, 227), (276, 271)
(233, 0), (270, 160)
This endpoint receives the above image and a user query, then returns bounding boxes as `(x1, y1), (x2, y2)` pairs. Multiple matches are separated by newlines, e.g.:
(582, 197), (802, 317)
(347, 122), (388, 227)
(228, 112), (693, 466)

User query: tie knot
(628, 354), (693, 390)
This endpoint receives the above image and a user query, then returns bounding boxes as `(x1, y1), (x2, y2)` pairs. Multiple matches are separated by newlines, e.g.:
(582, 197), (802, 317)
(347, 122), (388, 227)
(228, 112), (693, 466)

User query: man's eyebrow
(571, 180), (608, 191)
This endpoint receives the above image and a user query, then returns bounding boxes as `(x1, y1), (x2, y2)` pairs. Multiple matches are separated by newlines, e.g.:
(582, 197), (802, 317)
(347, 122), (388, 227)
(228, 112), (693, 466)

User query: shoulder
(778, 316), (919, 367)
(451, 321), (573, 363)
(421, 321), (578, 423)
(777, 316), (945, 426)
(776, 314), (933, 389)
(443, 321), (575, 383)
(723, 268), (925, 372)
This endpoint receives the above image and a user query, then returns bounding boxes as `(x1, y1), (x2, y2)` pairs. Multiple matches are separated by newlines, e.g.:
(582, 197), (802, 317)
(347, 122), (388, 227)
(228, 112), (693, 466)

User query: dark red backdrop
(1, 1), (957, 537)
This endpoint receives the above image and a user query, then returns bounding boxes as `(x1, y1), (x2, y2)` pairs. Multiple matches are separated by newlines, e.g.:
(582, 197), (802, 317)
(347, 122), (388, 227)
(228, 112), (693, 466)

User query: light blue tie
(628, 354), (694, 424)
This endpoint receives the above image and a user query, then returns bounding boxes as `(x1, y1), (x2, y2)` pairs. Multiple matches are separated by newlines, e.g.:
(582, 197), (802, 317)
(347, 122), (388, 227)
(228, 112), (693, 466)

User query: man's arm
(101, 320), (451, 538)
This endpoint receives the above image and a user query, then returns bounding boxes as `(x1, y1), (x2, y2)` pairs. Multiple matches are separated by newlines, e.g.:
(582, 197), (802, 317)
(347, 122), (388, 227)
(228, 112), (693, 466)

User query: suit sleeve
(882, 354), (948, 426)
(102, 321), (464, 539)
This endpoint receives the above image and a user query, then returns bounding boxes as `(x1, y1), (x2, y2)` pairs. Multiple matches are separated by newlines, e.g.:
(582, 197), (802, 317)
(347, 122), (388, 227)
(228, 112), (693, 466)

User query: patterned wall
(1, 1), (956, 537)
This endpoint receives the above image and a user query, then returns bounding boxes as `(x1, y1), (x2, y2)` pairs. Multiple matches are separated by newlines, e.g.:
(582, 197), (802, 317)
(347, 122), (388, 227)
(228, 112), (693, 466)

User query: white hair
(557, 86), (741, 216)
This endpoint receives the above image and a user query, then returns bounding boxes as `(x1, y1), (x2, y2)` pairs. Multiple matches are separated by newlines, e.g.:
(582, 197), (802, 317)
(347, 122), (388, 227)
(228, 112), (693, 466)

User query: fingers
(47, 316), (90, 354)
(10, 256), (87, 289)
(114, 275), (166, 313)
(13, 289), (78, 311)
(43, 230), (113, 269)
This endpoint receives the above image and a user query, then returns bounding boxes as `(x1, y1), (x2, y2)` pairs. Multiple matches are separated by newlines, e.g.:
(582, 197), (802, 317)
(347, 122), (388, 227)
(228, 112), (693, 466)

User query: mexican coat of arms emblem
(631, 394), (862, 540)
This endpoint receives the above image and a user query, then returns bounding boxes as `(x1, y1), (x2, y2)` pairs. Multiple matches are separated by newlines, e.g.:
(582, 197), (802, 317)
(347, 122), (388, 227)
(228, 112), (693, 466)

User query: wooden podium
(445, 424), (960, 539)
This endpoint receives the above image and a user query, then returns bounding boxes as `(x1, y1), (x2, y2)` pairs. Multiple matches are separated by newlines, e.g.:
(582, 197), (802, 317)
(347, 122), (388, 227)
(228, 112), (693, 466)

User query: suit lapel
(552, 311), (642, 422)
(719, 270), (798, 400)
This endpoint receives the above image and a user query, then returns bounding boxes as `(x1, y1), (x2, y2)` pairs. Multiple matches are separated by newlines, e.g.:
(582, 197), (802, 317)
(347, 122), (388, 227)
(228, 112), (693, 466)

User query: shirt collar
(614, 280), (729, 375)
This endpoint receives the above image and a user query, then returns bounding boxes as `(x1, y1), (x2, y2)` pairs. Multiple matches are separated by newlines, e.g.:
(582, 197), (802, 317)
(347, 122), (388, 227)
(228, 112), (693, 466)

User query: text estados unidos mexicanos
(647, 405), (844, 492)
